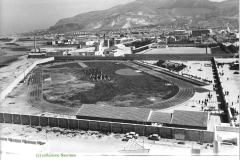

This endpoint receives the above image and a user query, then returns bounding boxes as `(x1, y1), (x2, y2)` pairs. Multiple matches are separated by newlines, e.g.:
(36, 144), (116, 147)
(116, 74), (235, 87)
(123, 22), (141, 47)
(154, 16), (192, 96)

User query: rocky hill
(49, 0), (239, 32)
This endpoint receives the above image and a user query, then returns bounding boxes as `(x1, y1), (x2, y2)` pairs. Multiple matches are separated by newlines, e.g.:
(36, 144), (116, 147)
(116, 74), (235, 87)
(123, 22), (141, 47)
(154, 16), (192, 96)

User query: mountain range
(49, 0), (239, 33)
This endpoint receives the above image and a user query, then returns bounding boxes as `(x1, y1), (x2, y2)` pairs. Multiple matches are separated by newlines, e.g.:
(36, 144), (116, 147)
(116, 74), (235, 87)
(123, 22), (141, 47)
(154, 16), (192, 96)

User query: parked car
(177, 141), (185, 145)
(197, 142), (203, 145)
(233, 71), (239, 74)
(122, 135), (133, 141)
(129, 132), (139, 139)
(222, 138), (238, 146)
(148, 134), (160, 141)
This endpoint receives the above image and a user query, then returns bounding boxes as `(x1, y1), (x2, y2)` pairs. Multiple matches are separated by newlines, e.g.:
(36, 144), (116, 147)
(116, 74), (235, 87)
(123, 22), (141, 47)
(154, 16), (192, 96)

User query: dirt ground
(0, 56), (36, 93)
(40, 61), (179, 108)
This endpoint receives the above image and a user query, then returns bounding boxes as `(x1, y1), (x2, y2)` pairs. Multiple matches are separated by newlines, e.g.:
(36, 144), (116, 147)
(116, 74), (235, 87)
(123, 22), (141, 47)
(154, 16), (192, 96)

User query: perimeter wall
(0, 112), (214, 143)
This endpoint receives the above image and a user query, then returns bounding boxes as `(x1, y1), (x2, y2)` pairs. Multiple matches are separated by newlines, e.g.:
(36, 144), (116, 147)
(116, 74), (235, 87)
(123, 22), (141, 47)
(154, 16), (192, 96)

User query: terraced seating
(133, 61), (209, 86)
(28, 68), (42, 104)
(123, 61), (196, 88)
(77, 105), (151, 123)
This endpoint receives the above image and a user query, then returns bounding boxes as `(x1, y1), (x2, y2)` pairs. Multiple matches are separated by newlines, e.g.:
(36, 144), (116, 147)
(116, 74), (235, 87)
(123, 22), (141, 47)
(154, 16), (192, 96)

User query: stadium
(1, 55), (224, 143)
(5, 57), (211, 130)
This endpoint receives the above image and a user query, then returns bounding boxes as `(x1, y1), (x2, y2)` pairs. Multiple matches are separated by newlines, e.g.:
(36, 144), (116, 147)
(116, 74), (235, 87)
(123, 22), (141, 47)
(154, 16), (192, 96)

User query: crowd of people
(155, 60), (186, 72)
(198, 92), (217, 112)
(83, 68), (111, 81)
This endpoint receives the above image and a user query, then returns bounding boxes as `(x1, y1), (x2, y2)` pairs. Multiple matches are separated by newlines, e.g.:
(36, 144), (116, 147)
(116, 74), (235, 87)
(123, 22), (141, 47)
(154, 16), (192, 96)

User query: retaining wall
(0, 112), (214, 143)
(211, 58), (231, 123)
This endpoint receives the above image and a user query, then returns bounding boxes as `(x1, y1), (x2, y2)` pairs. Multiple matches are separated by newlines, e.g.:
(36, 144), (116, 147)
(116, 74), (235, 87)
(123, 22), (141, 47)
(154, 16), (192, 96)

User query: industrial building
(63, 47), (96, 56)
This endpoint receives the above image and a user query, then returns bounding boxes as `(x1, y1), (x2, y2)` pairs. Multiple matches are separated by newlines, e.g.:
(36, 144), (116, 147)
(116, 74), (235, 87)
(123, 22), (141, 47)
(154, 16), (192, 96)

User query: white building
(40, 47), (76, 52)
(235, 33), (239, 39)
(86, 40), (96, 46)
(114, 44), (132, 56)
(104, 44), (132, 57)
(63, 47), (96, 56)
(95, 40), (105, 56)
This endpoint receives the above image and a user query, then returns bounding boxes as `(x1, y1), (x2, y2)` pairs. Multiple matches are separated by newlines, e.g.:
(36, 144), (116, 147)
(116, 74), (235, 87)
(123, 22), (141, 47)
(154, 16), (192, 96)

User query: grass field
(40, 61), (179, 108)
(0, 56), (19, 68)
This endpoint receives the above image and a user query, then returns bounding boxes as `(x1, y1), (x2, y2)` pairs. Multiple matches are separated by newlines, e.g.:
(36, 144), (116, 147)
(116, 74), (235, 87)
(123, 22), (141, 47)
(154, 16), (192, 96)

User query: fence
(0, 57), (54, 101)
(0, 112), (214, 143)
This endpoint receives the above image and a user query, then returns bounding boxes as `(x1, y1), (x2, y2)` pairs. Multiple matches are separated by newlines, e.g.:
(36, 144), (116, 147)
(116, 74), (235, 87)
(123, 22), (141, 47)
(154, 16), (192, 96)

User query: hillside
(49, 0), (239, 32)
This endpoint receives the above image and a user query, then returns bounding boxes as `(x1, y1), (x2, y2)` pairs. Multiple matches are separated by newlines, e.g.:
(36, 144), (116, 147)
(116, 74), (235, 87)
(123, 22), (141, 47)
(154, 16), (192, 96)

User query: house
(103, 44), (131, 57)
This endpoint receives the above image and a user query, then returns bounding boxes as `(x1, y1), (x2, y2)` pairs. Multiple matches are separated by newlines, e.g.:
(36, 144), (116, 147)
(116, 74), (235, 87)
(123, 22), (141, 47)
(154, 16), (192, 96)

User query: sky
(0, 0), (226, 36)
(0, 0), (134, 35)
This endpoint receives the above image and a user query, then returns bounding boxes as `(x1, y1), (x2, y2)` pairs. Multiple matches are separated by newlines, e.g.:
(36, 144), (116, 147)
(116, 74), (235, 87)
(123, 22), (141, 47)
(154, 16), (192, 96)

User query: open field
(16, 40), (47, 47)
(40, 61), (179, 108)
(0, 55), (36, 93)
(0, 58), (213, 117)
(0, 60), (201, 116)
(0, 56), (19, 68)
(142, 47), (211, 54)
(0, 38), (13, 42)
(1, 46), (30, 52)
(0, 38), (30, 58)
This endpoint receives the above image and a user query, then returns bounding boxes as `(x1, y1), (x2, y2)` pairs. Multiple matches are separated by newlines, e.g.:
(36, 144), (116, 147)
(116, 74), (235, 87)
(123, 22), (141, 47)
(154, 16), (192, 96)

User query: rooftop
(76, 106), (209, 128)
(76, 105), (151, 123)
(171, 110), (208, 128)
(148, 111), (172, 124)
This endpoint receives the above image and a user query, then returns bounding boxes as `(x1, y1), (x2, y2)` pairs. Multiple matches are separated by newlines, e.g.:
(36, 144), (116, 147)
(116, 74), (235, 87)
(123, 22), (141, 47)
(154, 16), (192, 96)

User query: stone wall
(0, 112), (214, 143)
